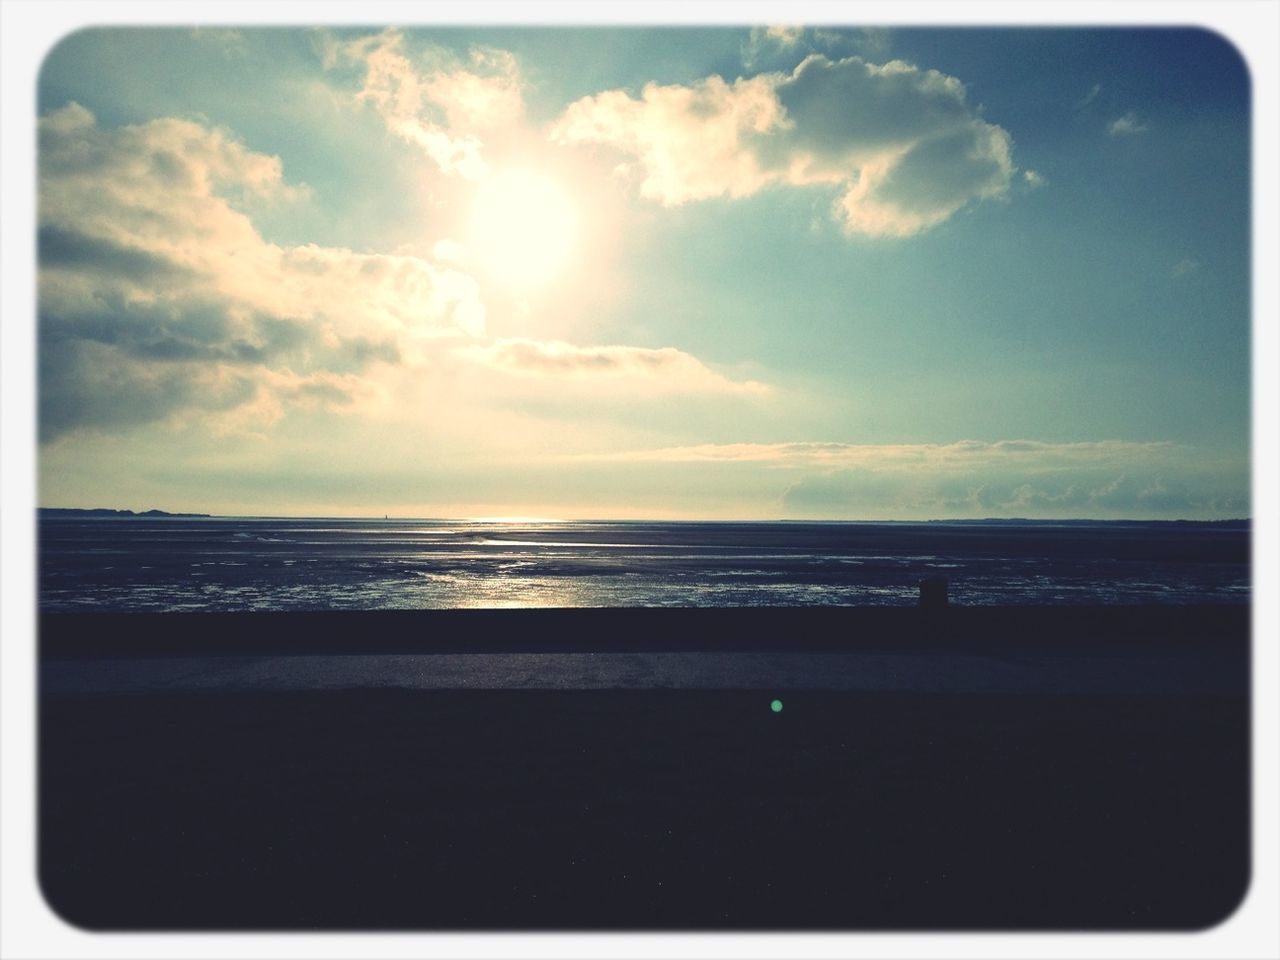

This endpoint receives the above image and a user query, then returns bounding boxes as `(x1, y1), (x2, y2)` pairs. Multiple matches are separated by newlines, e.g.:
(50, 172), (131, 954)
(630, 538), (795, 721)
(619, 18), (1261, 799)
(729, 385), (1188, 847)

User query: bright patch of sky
(36, 26), (1250, 519)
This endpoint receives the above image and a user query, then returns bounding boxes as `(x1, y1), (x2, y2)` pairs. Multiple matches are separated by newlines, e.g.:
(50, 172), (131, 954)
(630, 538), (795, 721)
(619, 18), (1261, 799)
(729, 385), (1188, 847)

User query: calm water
(37, 516), (1250, 613)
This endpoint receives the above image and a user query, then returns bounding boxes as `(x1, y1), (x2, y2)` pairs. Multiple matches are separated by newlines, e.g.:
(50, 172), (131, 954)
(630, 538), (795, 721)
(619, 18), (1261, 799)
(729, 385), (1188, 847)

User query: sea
(37, 515), (1250, 614)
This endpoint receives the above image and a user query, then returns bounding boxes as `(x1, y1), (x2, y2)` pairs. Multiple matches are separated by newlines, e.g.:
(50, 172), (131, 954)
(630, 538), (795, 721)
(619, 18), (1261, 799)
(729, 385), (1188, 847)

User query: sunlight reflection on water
(39, 517), (1250, 613)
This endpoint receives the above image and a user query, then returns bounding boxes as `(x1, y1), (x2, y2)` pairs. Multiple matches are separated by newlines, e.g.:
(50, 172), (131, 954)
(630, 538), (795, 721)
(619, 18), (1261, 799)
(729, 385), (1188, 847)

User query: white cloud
(1108, 111), (1148, 136)
(37, 103), (487, 440)
(846, 28), (892, 60)
(743, 27), (891, 70)
(1023, 169), (1047, 189)
(552, 73), (786, 205)
(742, 24), (805, 68)
(552, 53), (1018, 238)
(189, 28), (249, 58)
(764, 25), (803, 46)
(460, 338), (770, 396)
(1171, 257), (1201, 278)
(275, 244), (486, 339)
(328, 29), (524, 180)
(1076, 82), (1102, 109)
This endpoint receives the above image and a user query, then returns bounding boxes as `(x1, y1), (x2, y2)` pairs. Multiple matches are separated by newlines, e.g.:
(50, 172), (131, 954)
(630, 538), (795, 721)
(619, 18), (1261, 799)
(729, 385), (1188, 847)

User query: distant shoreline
(36, 509), (1249, 526)
(38, 507), (212, 519)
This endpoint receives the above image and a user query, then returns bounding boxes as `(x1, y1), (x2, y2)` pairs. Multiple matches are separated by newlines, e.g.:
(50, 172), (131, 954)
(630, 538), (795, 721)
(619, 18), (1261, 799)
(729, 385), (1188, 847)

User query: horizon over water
(39, 514), (1250, 614)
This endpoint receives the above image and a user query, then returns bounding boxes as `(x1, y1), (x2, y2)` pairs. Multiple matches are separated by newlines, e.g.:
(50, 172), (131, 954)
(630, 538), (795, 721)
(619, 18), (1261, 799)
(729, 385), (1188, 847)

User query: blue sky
(35, 25), (1250, 519)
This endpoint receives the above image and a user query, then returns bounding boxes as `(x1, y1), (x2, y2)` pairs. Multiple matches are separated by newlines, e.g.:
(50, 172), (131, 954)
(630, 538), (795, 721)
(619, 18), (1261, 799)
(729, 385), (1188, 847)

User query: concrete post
(918, 575), (949, 609)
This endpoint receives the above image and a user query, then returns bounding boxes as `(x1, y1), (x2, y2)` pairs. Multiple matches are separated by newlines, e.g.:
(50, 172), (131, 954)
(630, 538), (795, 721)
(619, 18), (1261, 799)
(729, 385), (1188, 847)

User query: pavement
(40, 647), (1248, 697)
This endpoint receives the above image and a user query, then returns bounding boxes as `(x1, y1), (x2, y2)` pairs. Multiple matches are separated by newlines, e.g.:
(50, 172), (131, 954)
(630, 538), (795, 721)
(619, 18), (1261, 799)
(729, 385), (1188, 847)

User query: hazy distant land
(39, 507), (212, 519)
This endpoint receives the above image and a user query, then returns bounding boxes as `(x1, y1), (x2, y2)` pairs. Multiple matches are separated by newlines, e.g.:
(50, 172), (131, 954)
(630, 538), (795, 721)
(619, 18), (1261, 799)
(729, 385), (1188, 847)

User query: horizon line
(36, 507), (1252, 525)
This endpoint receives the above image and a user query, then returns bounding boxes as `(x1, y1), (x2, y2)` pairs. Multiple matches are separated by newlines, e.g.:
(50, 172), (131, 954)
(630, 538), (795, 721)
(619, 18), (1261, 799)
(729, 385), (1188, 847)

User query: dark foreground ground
(38, 606), (1251, 931)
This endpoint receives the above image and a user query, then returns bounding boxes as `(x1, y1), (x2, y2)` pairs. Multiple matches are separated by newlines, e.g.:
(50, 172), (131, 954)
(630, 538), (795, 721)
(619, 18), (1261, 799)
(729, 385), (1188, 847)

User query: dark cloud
(38, 339), (257, 442)
(38, 226), (193, 285)
(39, 298), (308, 365)
(872, 124), (1011, 214)
(774, 55), (972, 156)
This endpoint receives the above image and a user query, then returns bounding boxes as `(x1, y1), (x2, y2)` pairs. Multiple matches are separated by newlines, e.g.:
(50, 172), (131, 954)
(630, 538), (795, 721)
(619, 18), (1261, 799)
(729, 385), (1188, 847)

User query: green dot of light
(770, 699), (783, 713)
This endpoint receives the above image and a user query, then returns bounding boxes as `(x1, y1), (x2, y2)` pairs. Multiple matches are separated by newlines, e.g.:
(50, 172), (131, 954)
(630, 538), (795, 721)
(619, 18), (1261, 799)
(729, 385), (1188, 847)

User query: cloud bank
(552, 53), (1018, 237)
(37, 101), (496, 440)
(38, 102), (482, 440)
(38, 102), (764, 441)
(572, 440), (1246, 519)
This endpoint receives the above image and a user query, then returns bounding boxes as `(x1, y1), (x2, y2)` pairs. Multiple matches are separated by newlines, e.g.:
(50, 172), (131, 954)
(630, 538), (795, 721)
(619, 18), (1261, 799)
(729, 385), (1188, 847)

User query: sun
(467, 168), (580, 289)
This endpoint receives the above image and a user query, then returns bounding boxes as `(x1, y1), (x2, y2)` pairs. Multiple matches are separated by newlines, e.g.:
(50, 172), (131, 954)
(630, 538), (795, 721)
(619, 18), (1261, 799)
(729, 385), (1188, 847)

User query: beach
(38, 605), (1250, 930)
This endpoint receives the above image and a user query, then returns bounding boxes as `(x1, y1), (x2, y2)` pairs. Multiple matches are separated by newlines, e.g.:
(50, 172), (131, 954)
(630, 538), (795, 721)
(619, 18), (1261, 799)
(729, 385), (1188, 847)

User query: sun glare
(467, 168), (579, 289)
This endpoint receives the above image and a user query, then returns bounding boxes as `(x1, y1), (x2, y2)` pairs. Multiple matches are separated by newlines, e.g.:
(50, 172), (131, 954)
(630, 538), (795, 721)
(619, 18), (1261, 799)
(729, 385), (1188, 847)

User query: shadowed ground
(38, 607), (1250, 930)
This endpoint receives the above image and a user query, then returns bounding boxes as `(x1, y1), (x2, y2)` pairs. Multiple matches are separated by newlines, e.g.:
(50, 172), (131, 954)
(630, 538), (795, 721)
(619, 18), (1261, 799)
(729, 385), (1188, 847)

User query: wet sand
(38, 606), (1251, 930)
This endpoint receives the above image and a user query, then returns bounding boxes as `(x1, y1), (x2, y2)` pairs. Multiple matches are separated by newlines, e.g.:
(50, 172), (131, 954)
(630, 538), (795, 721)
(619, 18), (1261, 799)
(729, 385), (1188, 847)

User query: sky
(34, 25), (1252, 520)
